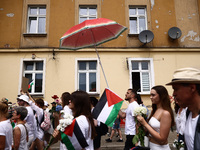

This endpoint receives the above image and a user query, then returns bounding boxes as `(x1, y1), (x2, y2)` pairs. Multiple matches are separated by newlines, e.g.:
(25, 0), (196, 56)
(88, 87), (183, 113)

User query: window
(79, 6), (97, 23)
(22, 60), (45, 95)
(27, 6), (46, 33)
(129, 6), (147, 34)
(76, 59), (99, 94)
(128, 58), (154, 94)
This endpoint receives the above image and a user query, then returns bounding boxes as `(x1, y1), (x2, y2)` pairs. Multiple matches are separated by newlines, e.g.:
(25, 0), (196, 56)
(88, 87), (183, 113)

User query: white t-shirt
(125, 101), (139, 135)
(0, 119), (13, 150)
(29, 101), (44, 141)
(24, 106), (36, 139)
(184, 112), (199, 150)
(176, 108), (187, 135)
(15, 124), (28, 150)
(76, 115), (93, 150)
(64, 105), (72, 115)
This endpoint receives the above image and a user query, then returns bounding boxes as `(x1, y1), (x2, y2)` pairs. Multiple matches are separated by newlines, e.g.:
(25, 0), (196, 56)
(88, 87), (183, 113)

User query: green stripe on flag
(61, 132), (75, 150)
(105, 101), (123, 127)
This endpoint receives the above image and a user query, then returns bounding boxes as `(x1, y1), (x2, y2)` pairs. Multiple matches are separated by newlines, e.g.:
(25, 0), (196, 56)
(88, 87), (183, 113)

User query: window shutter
(142, 72), (150, 91)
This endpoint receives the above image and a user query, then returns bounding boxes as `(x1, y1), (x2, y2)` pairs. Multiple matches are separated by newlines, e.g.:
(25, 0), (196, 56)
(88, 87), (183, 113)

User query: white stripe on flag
(97, 102), (114, 123)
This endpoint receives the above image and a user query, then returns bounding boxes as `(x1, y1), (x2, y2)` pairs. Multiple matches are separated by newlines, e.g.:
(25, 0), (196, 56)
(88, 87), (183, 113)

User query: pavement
(50, 127), (177, 150)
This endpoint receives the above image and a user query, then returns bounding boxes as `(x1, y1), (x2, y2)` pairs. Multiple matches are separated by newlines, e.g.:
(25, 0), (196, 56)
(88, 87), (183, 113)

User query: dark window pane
(132, 62), (139, 70)
(79, 62), (86, 70)
(132, 72), (141, 92)
(89, 73), (96, 92)
(35, 73), (43, 92)
(141, 62), (148, 70)
(89, 61), (96, 70)
(25, 62), (33, 70)
(36, 61), (43, 70)
(79, 73), (86, 91)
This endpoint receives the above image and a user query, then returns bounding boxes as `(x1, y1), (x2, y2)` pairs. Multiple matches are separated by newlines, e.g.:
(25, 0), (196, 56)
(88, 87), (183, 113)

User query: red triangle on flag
(63, 119), (76, 137)
(105, 88), (123, 107)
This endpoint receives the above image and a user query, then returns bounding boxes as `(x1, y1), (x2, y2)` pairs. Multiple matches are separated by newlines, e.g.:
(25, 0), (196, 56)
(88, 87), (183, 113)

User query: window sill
(128, 33), (139, 37)
(137, 92), (150, 95)
(30, 93), (44, 98)
(88, 93), (100, 98)
(23, 33), (47, 37)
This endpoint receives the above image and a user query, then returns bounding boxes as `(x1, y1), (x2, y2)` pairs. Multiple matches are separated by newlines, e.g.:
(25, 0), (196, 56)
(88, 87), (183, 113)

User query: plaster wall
(0, 48), (200, 108)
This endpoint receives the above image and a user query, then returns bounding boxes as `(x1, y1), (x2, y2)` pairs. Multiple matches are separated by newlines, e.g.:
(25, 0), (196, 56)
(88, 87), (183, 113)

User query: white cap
(44, 101), (49, 107)
(17, 95), (29, 103)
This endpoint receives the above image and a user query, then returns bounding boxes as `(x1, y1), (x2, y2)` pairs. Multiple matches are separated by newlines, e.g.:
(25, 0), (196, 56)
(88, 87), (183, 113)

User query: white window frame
(79, 6), (97, 23)
(19, 58), (46, 96)
(128, 58), (154, 94)
(27, 5), (46, 33)
(129, 6), (147, 34)
(75, 58), (100, 95)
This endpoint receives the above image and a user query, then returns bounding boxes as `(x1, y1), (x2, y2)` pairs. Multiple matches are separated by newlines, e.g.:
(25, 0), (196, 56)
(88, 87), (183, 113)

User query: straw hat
(166, 67), (200, 85)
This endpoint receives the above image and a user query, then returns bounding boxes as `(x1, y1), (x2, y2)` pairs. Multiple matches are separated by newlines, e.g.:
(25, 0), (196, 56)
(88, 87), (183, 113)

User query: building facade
(0, 0), (200, 107)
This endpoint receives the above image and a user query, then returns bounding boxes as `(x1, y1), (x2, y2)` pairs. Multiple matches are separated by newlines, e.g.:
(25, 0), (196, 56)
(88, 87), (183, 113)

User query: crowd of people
(0, 67), (200, 150)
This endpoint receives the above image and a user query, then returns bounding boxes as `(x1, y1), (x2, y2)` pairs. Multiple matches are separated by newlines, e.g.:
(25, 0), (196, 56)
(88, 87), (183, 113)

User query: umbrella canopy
(59, 18), (127, 88)
(60, 18), (127, 50)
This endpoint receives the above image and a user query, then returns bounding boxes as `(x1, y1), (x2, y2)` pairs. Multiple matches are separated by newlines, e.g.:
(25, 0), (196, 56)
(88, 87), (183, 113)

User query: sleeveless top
(149, 117), (160, 133)
(15, 124), (28, 150)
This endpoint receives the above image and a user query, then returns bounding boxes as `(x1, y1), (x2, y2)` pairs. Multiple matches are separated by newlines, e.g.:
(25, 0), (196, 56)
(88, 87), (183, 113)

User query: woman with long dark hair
(53, 90), (96, 150)
(69, 90), (96, 149)
(137, 85), (175, 149)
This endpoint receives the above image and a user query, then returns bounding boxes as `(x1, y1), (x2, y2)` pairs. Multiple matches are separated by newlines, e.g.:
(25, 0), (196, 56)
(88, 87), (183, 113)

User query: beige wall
(0, 48), (200, 108)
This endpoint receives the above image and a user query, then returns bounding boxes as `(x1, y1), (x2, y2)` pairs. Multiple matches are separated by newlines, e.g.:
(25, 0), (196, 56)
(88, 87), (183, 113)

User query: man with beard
(166, 67), (200, 150)
(118, 88), (139, 150)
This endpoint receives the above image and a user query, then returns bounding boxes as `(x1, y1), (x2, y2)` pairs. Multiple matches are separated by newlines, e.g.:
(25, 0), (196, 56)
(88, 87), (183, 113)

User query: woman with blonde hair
(137, 85), (175, 150)
(0, 100), (13, 150)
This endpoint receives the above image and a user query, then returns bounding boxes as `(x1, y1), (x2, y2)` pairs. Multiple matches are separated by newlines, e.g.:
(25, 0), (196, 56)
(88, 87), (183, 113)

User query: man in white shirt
(167, 67), (200, 150)
(118, 89), (139, 150)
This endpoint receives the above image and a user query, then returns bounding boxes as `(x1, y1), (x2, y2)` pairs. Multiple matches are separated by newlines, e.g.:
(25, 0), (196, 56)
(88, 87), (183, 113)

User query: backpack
(40, 111), (51, 131)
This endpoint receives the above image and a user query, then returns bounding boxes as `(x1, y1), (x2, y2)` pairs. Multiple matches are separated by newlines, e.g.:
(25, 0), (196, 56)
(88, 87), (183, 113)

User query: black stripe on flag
(74, 120), (89, 148)
(92, 89), (107, 119)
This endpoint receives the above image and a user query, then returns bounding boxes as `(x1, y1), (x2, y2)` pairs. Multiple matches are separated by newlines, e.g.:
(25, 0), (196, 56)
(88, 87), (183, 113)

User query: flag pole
(94, 46), (109, 89)
(89, 28), (109, 88)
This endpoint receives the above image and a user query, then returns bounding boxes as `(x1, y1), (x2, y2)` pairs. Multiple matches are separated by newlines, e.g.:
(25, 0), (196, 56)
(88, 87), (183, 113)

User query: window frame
(128, 58), (154, 94)
(79, 5), (97, 23)
(129, 6), (147, 35)
(27, 5), (47, 34)
(75, 58), (100, 95)
(19, 58), (46, 96)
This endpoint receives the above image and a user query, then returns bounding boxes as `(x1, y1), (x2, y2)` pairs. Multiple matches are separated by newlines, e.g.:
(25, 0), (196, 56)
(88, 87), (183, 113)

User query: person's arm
(26, 91), (34, 102)
(118, 110), (126, 119)
(137, 111), (171, 145)
(0, 135), (6, 150)
(13, 127), (21, 150)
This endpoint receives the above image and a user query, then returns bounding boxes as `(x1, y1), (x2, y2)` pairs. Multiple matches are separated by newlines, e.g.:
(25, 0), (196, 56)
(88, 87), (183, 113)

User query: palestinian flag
(92, 88), (123, 127)
(28, 80), (34, 90)
(60, 119), (88, 150)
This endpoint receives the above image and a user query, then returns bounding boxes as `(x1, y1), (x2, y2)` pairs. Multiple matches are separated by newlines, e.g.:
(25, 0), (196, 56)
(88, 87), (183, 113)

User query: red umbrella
(60, 18), (127, 88)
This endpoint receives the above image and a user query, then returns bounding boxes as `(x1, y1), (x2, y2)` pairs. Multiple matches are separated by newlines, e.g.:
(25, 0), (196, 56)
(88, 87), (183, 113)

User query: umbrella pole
(94, 47), (109, 89)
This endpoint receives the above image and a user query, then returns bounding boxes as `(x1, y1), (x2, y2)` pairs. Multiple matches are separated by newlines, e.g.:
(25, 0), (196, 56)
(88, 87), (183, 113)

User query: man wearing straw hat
(166, 67), (200, 150)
